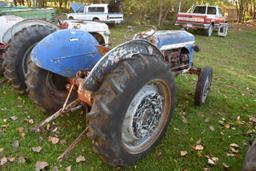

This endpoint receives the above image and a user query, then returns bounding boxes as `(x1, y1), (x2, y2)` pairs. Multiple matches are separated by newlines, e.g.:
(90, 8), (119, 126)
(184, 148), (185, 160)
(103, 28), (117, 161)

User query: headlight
(74, 23), (81, 29)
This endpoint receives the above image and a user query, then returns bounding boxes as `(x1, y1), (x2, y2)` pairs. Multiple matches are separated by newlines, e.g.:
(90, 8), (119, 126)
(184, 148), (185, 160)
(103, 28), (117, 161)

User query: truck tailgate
(108, 13), (123, 19)
(176, 13), (206, 23)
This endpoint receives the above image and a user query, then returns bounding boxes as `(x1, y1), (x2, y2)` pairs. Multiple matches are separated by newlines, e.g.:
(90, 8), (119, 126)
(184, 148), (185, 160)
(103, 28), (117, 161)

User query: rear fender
(31, 29), (101, 78)
(3, 19), (58, 44)
(84, 39), (164, 92)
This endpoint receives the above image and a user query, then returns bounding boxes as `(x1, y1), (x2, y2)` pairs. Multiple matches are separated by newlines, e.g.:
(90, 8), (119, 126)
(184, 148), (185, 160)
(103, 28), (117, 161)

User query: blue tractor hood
(154, 30), (195, 51)
(31, 29), (101, 78)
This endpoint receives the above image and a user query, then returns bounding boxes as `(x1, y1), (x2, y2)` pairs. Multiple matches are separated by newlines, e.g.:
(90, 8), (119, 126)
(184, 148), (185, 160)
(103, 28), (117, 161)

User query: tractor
(0, 16), (110, 95)
(3, 24), (213, 166)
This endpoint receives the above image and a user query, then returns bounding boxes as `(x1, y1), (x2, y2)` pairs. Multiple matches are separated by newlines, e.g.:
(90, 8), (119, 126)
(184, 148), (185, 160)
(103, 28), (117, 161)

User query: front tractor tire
(3, 25), (56, 93)
(206, 24), (214, 37)
(86, 54), (176, 166)
(194, 67), (213, 106)
(26, 62), (76, 113)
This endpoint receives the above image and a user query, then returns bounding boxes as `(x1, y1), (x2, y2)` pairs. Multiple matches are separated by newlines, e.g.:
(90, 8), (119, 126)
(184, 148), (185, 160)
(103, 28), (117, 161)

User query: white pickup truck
(67, 3), (124, 24)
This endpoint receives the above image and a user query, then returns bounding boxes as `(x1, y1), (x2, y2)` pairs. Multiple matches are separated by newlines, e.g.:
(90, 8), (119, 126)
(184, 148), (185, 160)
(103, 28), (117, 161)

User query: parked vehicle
(21, 26), (213, 166)
(0, 16), (110, 95)
(67, 3), (123, 24)
(0, 2), (56, 23)
(176, 5), (228, 36)
(64, 20), (110, 46)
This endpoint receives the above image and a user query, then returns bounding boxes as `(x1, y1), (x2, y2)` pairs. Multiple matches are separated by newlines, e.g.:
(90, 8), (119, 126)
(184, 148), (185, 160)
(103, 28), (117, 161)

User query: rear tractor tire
(194, 66), (213, 106)
(26, 62), (76, 113)
(3, 25), (56, 93)
(86, 54), (176, 166)
(0, 49), (4, 75)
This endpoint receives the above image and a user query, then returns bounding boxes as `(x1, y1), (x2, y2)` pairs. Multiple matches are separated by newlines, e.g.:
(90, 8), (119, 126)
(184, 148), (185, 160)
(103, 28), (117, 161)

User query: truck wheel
(86, 54), (176, 166)
(3, 25), (56, 93)
(93, 18), (100, 22)
(206, 24), (214, 37)
(68, 16), (74, 20)
(26, 61), (76, 113)
(194, 67), (213, 106)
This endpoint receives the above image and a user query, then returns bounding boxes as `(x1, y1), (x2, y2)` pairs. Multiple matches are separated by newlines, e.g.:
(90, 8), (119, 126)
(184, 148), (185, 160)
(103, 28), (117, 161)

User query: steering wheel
(135, 25), (157, 40)
(124, 25), (157, 41)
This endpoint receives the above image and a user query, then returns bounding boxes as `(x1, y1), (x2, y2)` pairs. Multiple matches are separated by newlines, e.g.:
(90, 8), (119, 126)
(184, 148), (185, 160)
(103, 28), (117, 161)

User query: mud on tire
(26, 61), (76, 113)
(86, 54), (176, 166)
(3, 25), (56, 93)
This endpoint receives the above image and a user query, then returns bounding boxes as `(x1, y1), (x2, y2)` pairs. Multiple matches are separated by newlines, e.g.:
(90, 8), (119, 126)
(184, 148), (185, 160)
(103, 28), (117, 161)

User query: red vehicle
(176, 5), (227, 36)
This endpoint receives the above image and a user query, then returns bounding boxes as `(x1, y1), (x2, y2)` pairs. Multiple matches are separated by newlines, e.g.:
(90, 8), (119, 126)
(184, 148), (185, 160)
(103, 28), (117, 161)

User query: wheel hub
(132, 92), (163, 140)
(121, 80), (170, 154)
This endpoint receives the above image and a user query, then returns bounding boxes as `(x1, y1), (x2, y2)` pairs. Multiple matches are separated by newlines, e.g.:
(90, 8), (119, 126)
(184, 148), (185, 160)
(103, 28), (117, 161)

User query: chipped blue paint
(31, 29), (101, 78)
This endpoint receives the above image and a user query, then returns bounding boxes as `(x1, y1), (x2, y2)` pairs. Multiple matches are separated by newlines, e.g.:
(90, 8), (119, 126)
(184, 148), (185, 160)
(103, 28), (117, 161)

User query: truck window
(193, 6), (206, 14)
(108, 1), (121, 13)
(218, 8), (223, 16)
(77, 7), (84, 13)
(88, 7), (105, 13)
(207, 7), (216, 15)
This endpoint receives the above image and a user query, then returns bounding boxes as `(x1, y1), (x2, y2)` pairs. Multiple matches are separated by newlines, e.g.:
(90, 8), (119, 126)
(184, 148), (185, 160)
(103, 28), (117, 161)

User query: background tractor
(0, 16), (110, 96)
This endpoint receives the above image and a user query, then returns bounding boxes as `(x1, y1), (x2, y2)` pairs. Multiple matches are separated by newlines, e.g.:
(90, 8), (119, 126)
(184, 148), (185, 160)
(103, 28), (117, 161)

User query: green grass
(0, 24), (256, 171)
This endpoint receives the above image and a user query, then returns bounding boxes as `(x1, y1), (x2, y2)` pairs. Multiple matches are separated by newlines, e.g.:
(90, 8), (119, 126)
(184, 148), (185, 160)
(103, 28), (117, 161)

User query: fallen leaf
(196, 139), (202, 145)
(230, 143), (239, 148)
(226, 153), (236, 157)
(209, 125), (215, 131)
(0, 156), (7, 166)
(76, 155), (86, 163)
(208, 157), (219, 166)
(16, 127), (25, 138)
(48, 136), (59, 144)
(230, 147), (239, 153)
(12, 140), (20, 148)
(180, 150), (188, 157)
(223, 162), (230, 169)
(181, 116), (188, 124)
(66, 166), (72, 171)
(236, 116), (241, 125)
(224, 123), (230, 129)
(26, 119), (34, 124)
(10, 116), (17, 121)
(193, 144), (204, 151)
(17, 156), (26, 164)
(35, 161), (49, 171)
(249, 116), (256, 123)
(7, 157), (15, 162)
(32, 146), (42, 153)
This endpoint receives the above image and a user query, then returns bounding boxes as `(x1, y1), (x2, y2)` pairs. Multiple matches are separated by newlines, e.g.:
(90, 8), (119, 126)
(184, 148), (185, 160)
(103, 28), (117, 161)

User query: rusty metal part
(57, 128), (88, 161)
(68, 71), (93, 106)
(62, 83), (75, 112)
(31, 99), (81, 133)
(97, 45), (111, 56)
(188, 67), (201, 75)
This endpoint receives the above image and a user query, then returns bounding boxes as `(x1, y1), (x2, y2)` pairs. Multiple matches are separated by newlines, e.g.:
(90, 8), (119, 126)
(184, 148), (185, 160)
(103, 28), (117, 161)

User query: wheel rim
(201, 76), (211, 103)
(46, 72), (68, 97)
(121, 80), (171, 154)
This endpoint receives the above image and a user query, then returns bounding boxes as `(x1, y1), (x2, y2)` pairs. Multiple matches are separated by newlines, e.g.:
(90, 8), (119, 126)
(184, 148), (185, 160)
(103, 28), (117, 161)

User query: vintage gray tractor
(0, 16), (110, 94)
(25, 26), (213, 166)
